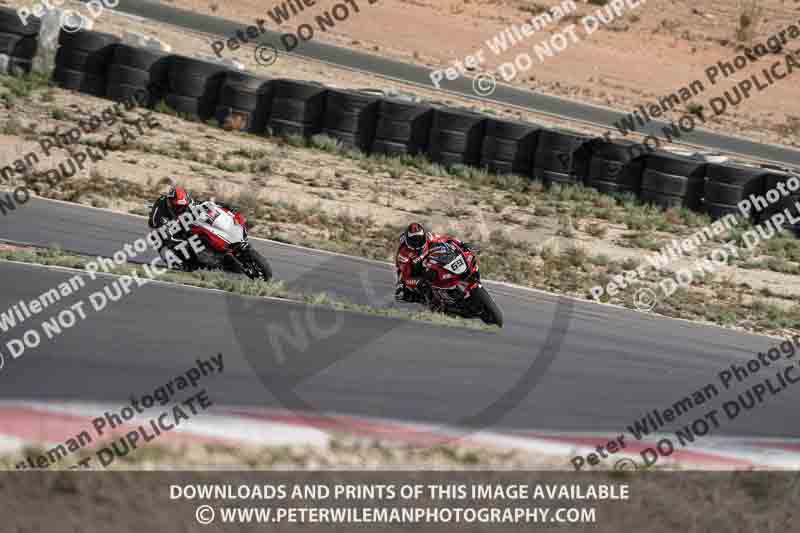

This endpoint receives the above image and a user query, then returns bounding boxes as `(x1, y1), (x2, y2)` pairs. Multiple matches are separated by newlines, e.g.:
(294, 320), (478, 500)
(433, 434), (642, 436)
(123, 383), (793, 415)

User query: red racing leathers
(395, 232), (465, 298)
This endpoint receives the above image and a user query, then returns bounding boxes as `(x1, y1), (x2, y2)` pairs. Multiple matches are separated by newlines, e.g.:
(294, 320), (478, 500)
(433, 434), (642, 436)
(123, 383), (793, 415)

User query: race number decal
(446, 256), (466, 274)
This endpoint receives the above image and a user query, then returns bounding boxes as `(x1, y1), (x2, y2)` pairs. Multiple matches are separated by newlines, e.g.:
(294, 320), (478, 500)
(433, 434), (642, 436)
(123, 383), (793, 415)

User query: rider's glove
(461, 242), (479, 253)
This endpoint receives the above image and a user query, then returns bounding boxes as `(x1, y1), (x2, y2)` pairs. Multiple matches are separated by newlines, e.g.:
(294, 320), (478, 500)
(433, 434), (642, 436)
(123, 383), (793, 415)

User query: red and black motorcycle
(170, 200), (272, 281)
(417, 241), (504, 327)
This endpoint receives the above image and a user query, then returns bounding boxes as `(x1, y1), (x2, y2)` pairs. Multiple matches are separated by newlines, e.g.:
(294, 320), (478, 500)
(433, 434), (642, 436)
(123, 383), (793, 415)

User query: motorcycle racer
(148, 185), (195, 233)
(394, 222), (473, 303)
(148, 185), (240, 270)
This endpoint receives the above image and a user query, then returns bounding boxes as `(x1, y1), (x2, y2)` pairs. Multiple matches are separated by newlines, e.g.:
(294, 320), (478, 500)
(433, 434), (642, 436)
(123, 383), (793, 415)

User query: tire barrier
(6, 24), (799, 229)
(52, 67), (106, 95)
(0, 31), (37, 74)
(322, 89), (380, 151)
(0, 33), (35, 73)
(215, 71), (272, 133)
(762, 171), (800, 232)
(640, 151), (706, 209)
(532, 129), (592, 186)
(480, 118), (539, 176)
(165, 55), (230, 120)
(371, 97), (432, 156)
(4, 56), (34, 75)
(428, 106), (486, 167)
(106, 44), (170, 107)
(585, 139), (645, 196)
(0, 7), (40, 37)
(0, 33), (37, 59)
(703, 162), (767, 220)
(54, 29), (120, 97)
(266, 79), (327, 138)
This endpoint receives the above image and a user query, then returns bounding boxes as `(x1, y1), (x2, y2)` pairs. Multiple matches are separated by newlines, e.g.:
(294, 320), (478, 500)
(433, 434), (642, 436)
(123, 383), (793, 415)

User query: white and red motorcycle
(168, 200), (272, 281)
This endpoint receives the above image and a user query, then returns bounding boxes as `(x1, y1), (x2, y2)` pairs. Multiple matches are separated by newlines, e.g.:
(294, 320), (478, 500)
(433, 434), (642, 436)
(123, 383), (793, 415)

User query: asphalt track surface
(1, 197), (798, 438)
(102, 0), (800, 167)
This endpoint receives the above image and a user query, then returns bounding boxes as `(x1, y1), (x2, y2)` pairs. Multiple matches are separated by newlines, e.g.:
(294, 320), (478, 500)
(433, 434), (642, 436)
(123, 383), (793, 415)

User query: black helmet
(404, 222), (428, 251)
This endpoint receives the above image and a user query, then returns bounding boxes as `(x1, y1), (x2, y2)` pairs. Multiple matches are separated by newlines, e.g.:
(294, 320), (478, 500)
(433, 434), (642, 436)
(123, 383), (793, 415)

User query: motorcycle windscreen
(428, 244), (467, 274)
(427, 243), (457, 264)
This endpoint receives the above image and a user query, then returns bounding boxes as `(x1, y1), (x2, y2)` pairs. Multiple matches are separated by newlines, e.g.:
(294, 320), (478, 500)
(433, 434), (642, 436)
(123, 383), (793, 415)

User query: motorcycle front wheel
(242, 249), (273, 281)
(473, 286), (503, 327)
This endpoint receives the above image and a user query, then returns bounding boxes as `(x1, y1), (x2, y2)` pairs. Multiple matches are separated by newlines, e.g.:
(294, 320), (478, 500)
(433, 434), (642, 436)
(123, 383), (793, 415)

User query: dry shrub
(735, 0), (763, 43)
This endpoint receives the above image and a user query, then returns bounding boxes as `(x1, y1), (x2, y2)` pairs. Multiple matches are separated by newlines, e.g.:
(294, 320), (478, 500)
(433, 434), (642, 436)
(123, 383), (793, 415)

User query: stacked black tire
(18, 23), (800, 236)
(703, 162), (767, 220)
(105, 44), (170, 108)
(640, 152), (706, 209)
(321, 89), (380, 151)
(532, 129), (592, 186)
(585, 139), (645, 196)
(53, 29), (120, 97)
(427, 107), (486, 167)
(371, 97), (432, 156)
(165, 56), (229, 120)
(480, 118), (539, 176)
(267, 79), (327, 137)
(0, 7), (39, 75)
(762, 171), (800, 232)
(215, 71), (272, 133)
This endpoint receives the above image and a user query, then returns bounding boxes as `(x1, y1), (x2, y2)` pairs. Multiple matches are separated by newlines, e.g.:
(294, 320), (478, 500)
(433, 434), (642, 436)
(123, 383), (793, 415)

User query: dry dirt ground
(151, 0), (800, 149)
(0, 437), (569, 470)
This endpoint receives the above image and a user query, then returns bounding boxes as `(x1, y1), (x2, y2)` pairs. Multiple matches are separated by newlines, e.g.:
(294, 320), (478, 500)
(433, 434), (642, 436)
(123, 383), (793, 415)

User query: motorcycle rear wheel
(473, 286), (503, 327)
